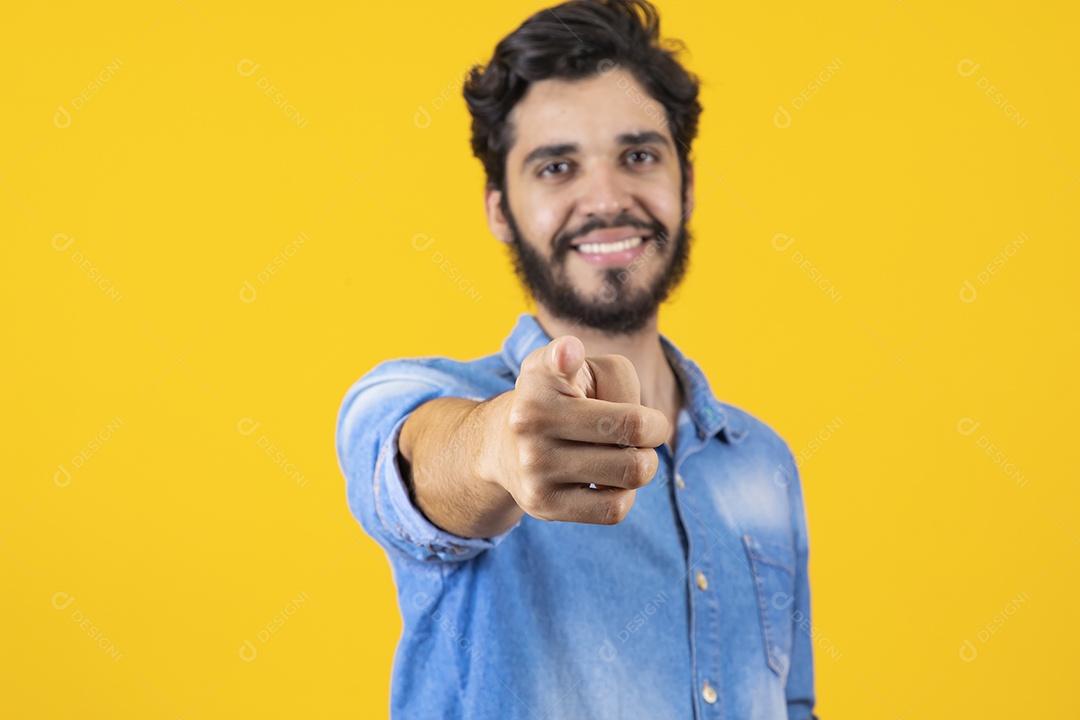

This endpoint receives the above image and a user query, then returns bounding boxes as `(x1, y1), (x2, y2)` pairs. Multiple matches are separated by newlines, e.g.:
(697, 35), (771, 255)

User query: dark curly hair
(462, 0), (702, 193)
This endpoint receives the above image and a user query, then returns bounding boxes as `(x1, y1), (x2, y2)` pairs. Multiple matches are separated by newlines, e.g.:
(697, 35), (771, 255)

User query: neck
(533, 306), (684, 419)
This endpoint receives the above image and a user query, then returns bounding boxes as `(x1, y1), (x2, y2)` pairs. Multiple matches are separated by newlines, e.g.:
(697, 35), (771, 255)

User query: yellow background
(4, 1), (1077, 717)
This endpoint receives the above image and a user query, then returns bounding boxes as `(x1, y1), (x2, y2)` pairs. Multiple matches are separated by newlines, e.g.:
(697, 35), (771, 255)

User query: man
(335, 1), (817, 718)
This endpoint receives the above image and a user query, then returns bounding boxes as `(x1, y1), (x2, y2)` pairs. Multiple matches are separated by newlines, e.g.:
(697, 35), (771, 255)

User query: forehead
(506, 68), (673, 155)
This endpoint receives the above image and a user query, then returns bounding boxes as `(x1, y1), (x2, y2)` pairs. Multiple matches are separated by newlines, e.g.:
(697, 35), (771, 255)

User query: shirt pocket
(742, 534), (796, 683)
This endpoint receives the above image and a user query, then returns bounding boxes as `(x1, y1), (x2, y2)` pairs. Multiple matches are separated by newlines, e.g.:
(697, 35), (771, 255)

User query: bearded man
(336, 1), (818, 717)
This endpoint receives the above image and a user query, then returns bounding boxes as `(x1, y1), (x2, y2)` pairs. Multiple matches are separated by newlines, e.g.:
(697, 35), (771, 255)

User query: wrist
(469, 392), (527, 536)
(469, 392), (511, 494)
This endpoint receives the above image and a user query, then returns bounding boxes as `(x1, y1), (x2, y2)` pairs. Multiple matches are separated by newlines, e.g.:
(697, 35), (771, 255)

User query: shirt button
(675, 472), (685, 489)
(696, 571), (708, 591)
(702, 681), (717, 704)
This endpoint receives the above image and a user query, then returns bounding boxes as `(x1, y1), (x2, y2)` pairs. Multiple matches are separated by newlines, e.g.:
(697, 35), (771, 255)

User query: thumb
(546, 335), (596, 398)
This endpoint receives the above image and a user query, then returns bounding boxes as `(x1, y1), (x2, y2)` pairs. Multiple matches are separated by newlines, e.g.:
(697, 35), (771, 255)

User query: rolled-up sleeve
(335, 359), (521, 564)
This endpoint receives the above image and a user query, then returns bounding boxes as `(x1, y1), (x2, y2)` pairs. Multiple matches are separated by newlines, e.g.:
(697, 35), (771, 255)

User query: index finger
(547, 394), (669, 449)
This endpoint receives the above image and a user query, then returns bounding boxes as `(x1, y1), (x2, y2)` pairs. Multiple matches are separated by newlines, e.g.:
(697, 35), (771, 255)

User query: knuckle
(613, 353), (635, 374)
(520, 481), (561, 520)
(622, 449), (654, 488)
(613, 355), (640, 388)
(516, 482), (548, 516)
(642, 448), (659, 479)
(506, 405), (527, 434)
(599, 492), (632, 525)
(517, 444), (539, 473)
(619, 408), (646, 444)
(506, 399), (540, 435)
(517, 443), (555, 475)
(598, 501), (619, 526)
(521, 348), (542, 374)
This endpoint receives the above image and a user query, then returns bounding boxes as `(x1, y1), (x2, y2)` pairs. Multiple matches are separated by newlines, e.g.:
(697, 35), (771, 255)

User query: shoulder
(715, 399), (796, 465)
(664, 337), (793, 463)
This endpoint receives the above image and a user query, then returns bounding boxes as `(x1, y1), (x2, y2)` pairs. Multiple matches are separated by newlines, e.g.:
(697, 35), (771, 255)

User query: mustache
(554, 212), (669, 256)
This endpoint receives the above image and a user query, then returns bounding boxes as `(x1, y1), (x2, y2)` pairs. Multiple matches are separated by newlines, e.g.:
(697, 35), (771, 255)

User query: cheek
(521, 196), (570, 247)
(543, 218), (567, 248)
(643, 193), (683, 234)
(631, 172), (684, 227)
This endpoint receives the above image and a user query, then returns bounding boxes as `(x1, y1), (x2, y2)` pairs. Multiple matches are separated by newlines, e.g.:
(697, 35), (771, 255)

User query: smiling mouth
(573, 236), (646, 255)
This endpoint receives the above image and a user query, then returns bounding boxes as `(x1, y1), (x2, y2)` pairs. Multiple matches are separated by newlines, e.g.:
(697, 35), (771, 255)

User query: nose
(576, 162), (632, 219)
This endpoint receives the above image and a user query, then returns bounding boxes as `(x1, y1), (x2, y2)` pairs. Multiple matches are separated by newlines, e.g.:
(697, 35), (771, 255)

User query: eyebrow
(520, 131), (673, 172)
(616, 130), (671, 149)
(522, 143), (578, 169)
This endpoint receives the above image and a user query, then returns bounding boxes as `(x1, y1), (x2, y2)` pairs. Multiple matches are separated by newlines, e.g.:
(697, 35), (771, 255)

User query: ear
(682, 161), (696, 221)
(485, 186), (512, 245)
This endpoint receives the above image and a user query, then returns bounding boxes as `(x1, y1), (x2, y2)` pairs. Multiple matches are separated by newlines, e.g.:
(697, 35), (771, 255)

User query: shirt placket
(669, 419), (723, 719)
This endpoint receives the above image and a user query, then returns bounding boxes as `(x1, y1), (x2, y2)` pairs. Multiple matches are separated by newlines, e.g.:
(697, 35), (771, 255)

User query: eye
(626, 149), (657, 165)
(539, 160), (571, 177)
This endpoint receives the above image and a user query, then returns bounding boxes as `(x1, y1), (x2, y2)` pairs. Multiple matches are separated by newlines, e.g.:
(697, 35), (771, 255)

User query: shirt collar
(499, 313), (747, 444)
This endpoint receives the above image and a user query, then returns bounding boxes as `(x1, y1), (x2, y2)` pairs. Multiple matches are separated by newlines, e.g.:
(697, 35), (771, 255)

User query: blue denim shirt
(336, 313), (817, 719)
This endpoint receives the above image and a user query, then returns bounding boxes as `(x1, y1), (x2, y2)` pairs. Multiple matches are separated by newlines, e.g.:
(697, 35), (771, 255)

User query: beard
(501, 193), (692, 336)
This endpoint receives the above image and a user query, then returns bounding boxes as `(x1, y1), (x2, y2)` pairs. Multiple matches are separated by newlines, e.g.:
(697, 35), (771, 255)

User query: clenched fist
(478, 334), (670, 525)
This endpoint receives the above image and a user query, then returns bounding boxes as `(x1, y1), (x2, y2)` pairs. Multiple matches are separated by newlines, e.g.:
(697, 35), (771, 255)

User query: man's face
(486, 67), (695, 335)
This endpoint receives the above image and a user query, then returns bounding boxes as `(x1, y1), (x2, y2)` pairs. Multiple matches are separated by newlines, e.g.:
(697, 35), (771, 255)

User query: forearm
(398, 393), (524, 539)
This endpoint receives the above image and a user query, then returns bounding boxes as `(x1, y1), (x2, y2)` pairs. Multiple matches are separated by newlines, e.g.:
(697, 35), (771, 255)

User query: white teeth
(576, 236), (643, 255)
